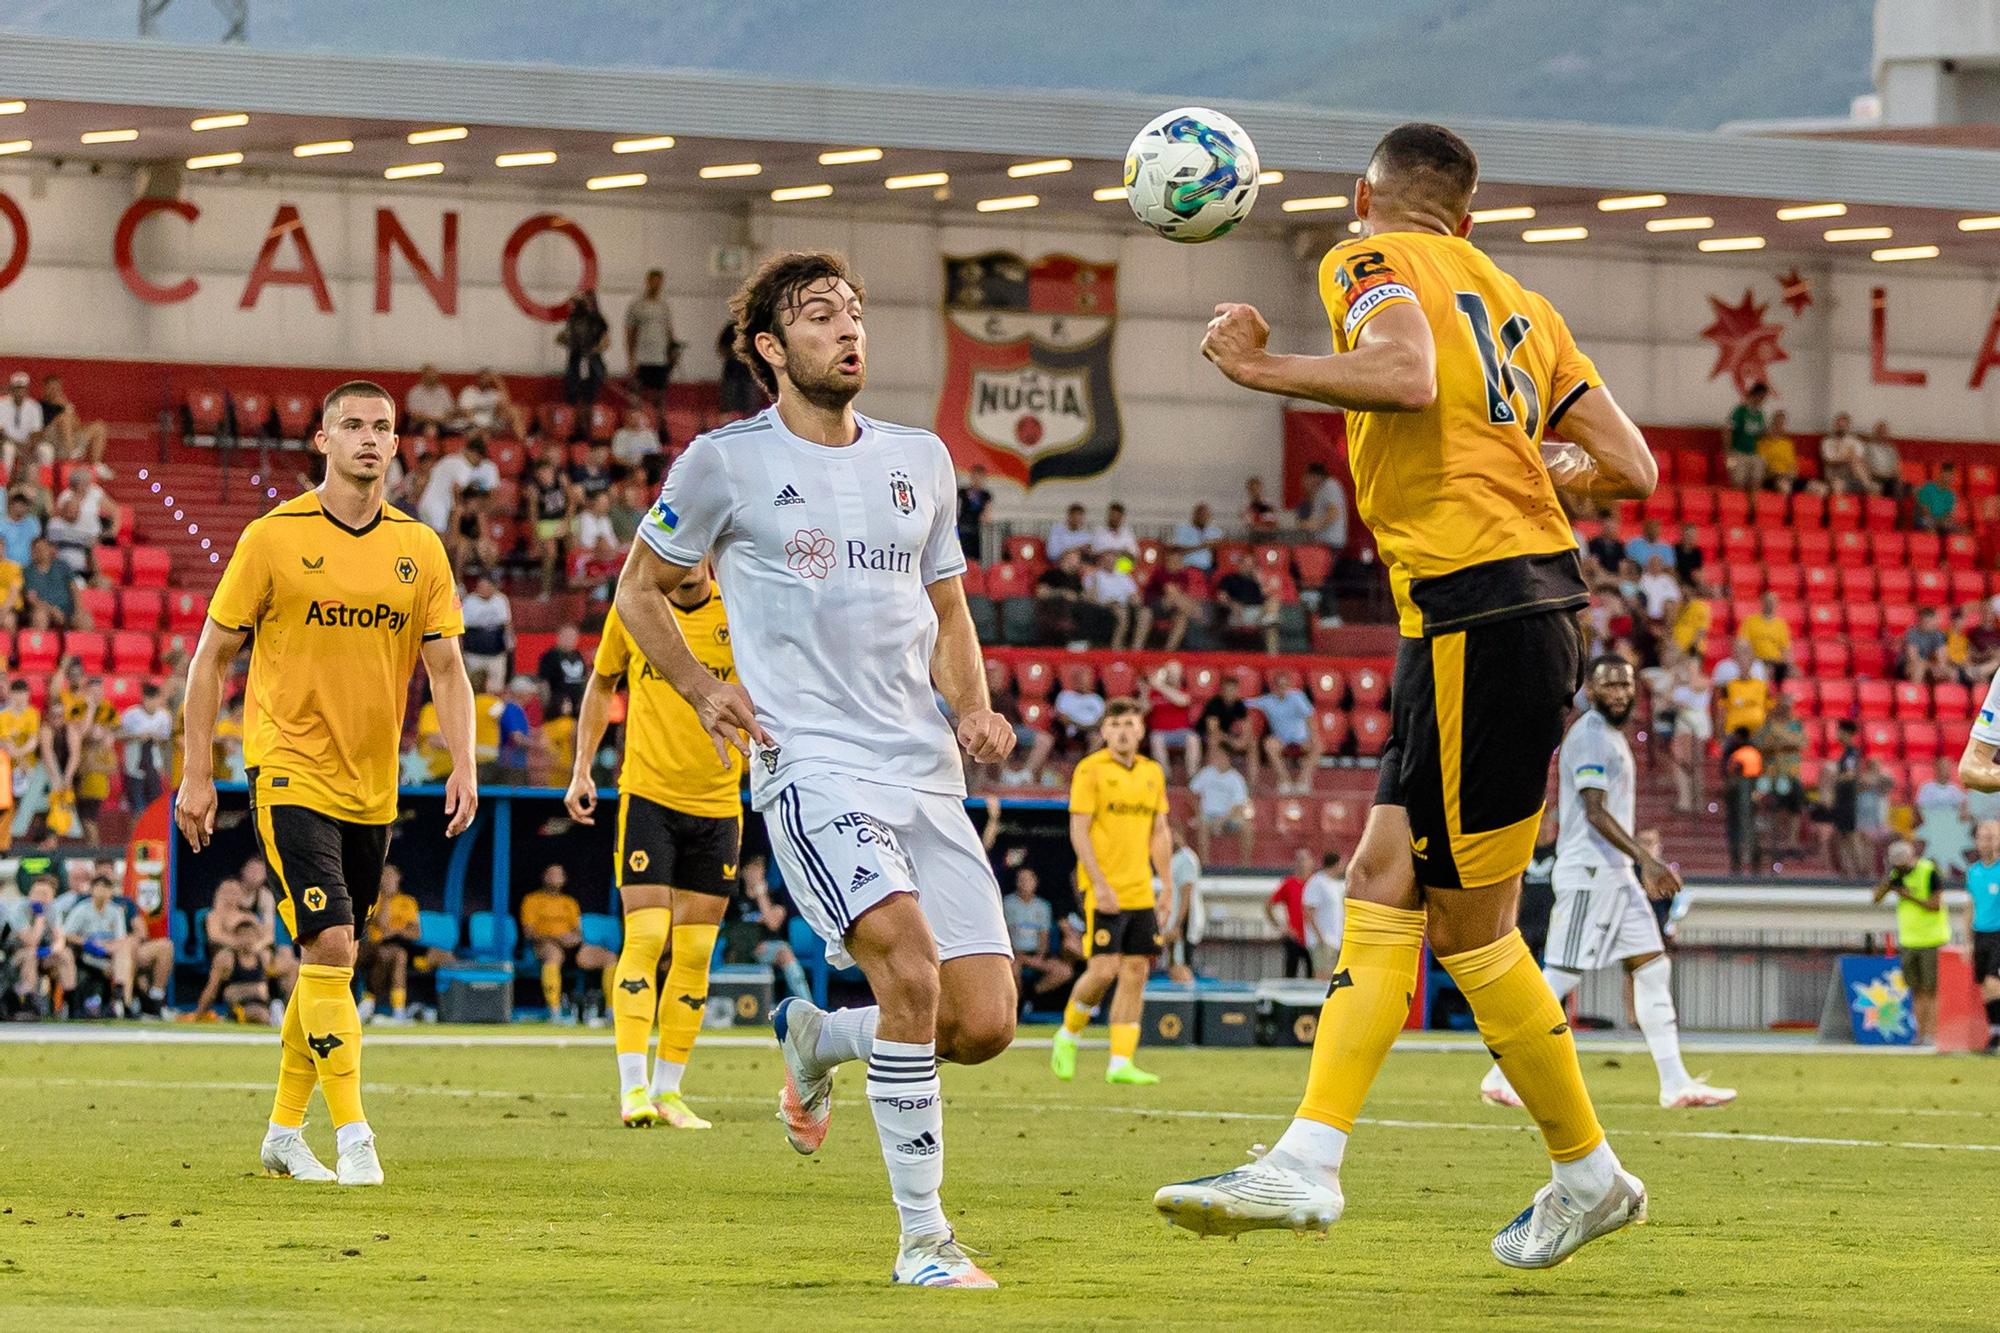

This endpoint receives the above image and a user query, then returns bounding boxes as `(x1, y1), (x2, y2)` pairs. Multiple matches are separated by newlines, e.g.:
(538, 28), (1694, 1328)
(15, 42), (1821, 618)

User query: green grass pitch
(2, 1030), (1995, 1330)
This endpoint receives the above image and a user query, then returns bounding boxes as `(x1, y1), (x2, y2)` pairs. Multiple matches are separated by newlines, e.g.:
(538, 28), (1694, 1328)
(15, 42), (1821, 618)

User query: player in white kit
(1478, 657), (1736, 1110)
(612, 252), (1016, 1289)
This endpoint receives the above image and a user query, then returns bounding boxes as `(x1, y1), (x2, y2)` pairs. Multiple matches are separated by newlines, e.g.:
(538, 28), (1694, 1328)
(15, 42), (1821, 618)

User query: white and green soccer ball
(1124, 106), (1261, 243)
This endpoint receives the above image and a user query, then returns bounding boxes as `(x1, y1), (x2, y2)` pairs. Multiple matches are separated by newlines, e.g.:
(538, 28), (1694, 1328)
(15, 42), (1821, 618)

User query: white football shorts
(1543, 863), (1665, 973)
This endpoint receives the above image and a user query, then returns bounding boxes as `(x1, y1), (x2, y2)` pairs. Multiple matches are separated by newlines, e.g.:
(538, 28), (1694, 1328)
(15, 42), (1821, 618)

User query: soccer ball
(1124, 107), (1260, 243)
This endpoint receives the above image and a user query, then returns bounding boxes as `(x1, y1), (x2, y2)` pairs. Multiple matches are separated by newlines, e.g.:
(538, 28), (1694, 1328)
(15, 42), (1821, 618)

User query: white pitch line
(8, 1076), (1997, 1156)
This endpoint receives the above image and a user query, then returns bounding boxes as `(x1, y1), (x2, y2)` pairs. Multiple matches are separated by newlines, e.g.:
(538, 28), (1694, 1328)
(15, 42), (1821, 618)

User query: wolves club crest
(934, 251), (1121, 487)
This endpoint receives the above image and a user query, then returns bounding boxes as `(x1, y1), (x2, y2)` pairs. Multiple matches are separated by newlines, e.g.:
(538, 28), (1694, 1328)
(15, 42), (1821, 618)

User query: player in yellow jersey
(1153, 124), (1658, 1269)
(1050, 698), (1173, 1086)
(176, 380), (478, 1188)
(565, 560), (741, 1129)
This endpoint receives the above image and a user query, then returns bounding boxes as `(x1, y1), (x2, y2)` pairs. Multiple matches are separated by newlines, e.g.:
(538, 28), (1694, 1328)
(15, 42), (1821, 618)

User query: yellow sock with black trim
(296, 963), (365, 1127)
(1062, 1001), (1092, 1037)
(540, 961), (563, 1015)
(1107, 1022), (1140, 1070)
(1439, 929), (1604, 1162)
(1295, 900), (1425, 1132)
(656, 923), (719, 1066)
(612, 908), (668, 1059)
(268, 985), (316, 1129)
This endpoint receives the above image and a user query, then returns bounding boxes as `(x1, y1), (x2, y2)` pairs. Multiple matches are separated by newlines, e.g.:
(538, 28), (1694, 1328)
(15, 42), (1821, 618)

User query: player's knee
(869, 950), (940, 1021)
(938, 1008), (1013, 1065)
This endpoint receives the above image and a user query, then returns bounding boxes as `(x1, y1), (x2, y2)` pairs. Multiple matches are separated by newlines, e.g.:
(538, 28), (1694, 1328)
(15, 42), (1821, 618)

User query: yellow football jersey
(0, 704), (41, 753)
(593, 592), (741, 819)
(1069, 748), (1168, 911)
(520, 888), (580, 939)
(1320, 231), (1600, 638)
(209, 491), (463, 824)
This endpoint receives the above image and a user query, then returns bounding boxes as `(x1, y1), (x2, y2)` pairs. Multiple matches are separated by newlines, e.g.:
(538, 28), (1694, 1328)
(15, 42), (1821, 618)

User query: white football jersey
(1554, 708), (1637, 873)
(637, 406), (968, 809)
(1972, 672), (2000, 745)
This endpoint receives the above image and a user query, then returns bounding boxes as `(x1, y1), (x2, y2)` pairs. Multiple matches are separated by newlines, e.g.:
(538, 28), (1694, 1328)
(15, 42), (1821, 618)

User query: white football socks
(1552, 1139), (1619, 1208)
(1271, 1116), (1348, 1188)
(813, 1004), (880, 1074)
(650, 1057), (686, 1097)
(865, 1037), (947, 1238)
(335, 1121), (372, 1154)
(1631, 956), (1691, 1093)
(265, 1120), (299, 1143)
(617, 1052), (648, 1091)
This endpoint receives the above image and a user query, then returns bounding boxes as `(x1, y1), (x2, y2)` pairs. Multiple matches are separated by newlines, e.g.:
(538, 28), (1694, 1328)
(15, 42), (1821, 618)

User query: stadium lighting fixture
(886, 171), (949, 190)
(1777, 202), (1847, 221)
(976, 194), (1039, 212)
(0, 140), (29, 156)
(1281, 195), (1350, 213)
(1872, 244), (1939, 262)
(385, 161), (446, 180)
(407, 127), (467, 145)
(191, 113), (249, 131)
(699, 162), (762, 179)
(612, 136), (676, 154)
(1646, 216), (1714, 232)
(185, 151), (242, 170)
(587, 172), (647, 190)
(292, 140), (353, 157)
(771, 183), (833, 202)
(0, 102), (24, 115)
(1092, 186), (1125, 202)
(819, 147), (882, 165)
(1257, 170), (1285, 185)
(1957, 215), (2000, 232)
(81, 130), (140, 144)
(1469, 205), (1535, 223)
(1824, 226), (1891, 242)
(1523, 226), (1588, 243)
(1698, 236), (1766, 252)
(1597, 194), (1667, 211)
(496, 151), (557, 168)
(1007, 159), (1072, 178)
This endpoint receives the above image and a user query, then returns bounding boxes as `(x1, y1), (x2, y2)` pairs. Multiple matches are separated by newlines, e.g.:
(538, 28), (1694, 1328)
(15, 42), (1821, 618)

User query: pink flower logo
(787, 528), (836, 579)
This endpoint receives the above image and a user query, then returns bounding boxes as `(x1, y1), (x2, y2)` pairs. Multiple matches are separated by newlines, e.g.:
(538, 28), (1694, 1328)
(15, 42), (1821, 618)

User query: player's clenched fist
(955, 708), (1016, 764)
(1201, 302), (1271, 384)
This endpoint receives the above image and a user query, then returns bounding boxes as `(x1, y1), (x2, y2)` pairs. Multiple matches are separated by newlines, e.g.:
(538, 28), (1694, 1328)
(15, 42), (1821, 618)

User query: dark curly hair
(727, 251), (865, 398)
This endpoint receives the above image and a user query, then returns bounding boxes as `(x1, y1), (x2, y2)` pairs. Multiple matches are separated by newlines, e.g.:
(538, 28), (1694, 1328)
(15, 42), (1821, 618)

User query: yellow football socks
(657, 922), (719, 1064)
(296, 963), (364, 1127)
(1440, 930), (1604, 1162)
(1062, 1001), (1092, 1037)
(389, 986), (406, 1014)
(269, 985), (316, 1129)
(612, 907), (669, 1057)
(1295, 900), (1425, 1132)
(540, 961), (563, 1015)
(1108, 1022), (1140, 1060)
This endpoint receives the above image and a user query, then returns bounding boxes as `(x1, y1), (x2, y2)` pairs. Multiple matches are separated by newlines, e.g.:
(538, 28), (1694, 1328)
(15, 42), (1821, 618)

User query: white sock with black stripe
(812, 1005), (880, 1076)
(865, 1037), (947, 1238)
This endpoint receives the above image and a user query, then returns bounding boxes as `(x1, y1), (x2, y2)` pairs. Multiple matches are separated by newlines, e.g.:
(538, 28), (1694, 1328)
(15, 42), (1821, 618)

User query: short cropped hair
(1367, 122), (1479, 218)
(1587, 654), (1634, 681)
(1103, 697), (1145, 722)
(321, 379), (395, 427)
(728, 251), (865, 398)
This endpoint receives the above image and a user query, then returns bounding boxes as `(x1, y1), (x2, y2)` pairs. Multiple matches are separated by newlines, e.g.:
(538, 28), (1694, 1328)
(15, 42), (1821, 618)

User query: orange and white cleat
(893, 1232), (997, 1289)
(772, 997), (833, 1154)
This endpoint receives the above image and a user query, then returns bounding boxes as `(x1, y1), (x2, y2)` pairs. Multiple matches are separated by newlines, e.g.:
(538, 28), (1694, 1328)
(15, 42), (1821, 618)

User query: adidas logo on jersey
(851, 866), (879, 892)
(895, 1131), (941, 1158)
(773, 484), (805, 507)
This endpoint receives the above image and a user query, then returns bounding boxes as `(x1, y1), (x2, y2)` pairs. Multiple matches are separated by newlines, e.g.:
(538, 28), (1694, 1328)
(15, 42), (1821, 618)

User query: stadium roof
(4, 33), (2000, 265)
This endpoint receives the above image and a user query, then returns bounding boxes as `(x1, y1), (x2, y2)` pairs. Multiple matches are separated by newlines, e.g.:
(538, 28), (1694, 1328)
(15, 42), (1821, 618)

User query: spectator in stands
(1144, 662), (1202, 780)
(0, 491), (39, 568)
(2, 678), (45, 839)
(569, 440), (617, 506)
(609, 408), (664, 485)
(1864, 419), (1902, 497)
(1142, 549), (1204, 653)
(458, 368), (529, 441)
(404, 364), (456, 437)
(1034, 548), (1090, 646)
(0, 371), (45, 481)
(608, 476), (650, 545)
(1051, 673), (1107, 757)
(1301, 849), (1345, 976)
(1638, 554), (1681, 625)
(1819, 412), (1866, 493)
(1170, 501), (1224, 572)
(1200, 674), (1259, 786)
(419, 439), (498, 558)
(356, 864), (425, 1023)
(21, 538), (80, 629)
(1902, 605), (1953, 685)
(1672, 524), (1705, 587)
(732, 857), (810, 1001)
(955, 463), (992, 562)
(1265, 847), (1315, 978)
(984, 660), (1054, 787)
(493, 676), (539, 787)
(1296, 461), (1348, 548)
(1665, 653), (1713, 814)
(1215, 550), (1279, 655)
(1189, 748), (1253, 865)
(459, 572), (513, 694)
(537, 624), (590, 719)
(525, 454), (574, 597)
(1624, 519), (1673, 570)
(1584, 515), (1626, 579)
(1914, 756), (1974, 875)
(117, 683), (171, 814)
(1723, 729), (1763, 875)
(571, 490), (622, 588)
(2, 876), (71, 1017)
(1825, 720), (1867, 877)
(1251, 671), (1323, 795)
(64, 468), (120, 546)
(624, 268), (678, 418)
(1242, 476), (1279, 533)
(1758, 410), (1798, 493)
(1965, 603), (2000, 685)
(1737, 591), (1794, 685)
(1093, 502), (1139, 564)
(520, 864), (617, 1020)
(42, 493), (95, 578)
(1046, 503), (1094, 563)
(1754, 694), (1807, 856)
(1004, 866), (1074, 1014)
(1875, 840), (1948, 1042)
(716, 320), (763, 419)
(191, 915), (277, 1023)
(1715, 641), (1771, 737)
(35, 376), (110, 480)
(1915, 461), (1961, 534)
(1725, 382), (1769, 491)
(557, 291), (612, 429)
(1084, 549), (1149, 651)
(63, 874), (132, 1017)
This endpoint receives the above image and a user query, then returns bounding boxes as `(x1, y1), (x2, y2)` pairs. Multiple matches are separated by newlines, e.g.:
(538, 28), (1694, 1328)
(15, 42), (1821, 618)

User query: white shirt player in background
(1300, 850), (1347, 977)
(612, 251), (1013, 1290)
(1478, 657), (1735, 1111)
(1956, 674), (2000, 792)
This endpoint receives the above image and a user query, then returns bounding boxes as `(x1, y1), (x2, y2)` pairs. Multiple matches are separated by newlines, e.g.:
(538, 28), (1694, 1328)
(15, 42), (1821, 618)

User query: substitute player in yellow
(1153, 124), (1659, 1269)
(566, 559), (740, 1129)
(1050, 698), (1173, 1085)
(176, 380), (477, 1187)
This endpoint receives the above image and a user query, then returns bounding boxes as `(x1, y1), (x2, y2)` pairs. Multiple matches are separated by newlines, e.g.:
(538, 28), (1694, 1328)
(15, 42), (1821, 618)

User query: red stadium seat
(128, 548), (170, 588)
(15, 629), (59, 674)
(1934, 682), (1972, 719)
(1059, 662), (1096, 694)
(1722, 563), (1761, 596)
(1863, 496), (1898, 532)
(1015, 658), (1054, 701)
(231, 388), (273, 440)
(1901, 762), (1931, 799)
(1716, 491), (1750, 528)
(1227, 664), (1263, 697)
(1677, 487), (1717, 525)
(1883, 604), (1918, 638)
(105, 675), (142, 712)
(1764, 564), (1802, 599)
(1187, 663), (1222, 700)
(1756, 529), (1796, 564)
(1254, 543), (1289, 574)
(1893, 681), (1931, 720)
(1017, 700), (1050, 733)
(274, 390), (316, 442)
(1818, 680), (1856, 719)
(62, 631), (108, 672)
(1653, 453), (1675, 485)
(1135, 538), (1164, 573)
(1308, 667), (1346, 706)
(1099, 660), (1137, 699)
(78, 587), (117, 630)
(118, 588), (164, 630)
(1860, 718), (1901, 757)
(1721, 526), (1756, 563)
(1878, 568), (1914, 605)
(1902, 721), (1941, 763)
(1751, 491), (1789, 529)
(1846, 602), (1883, 638)
(1913, 568), (1950, 607)
(1214, 541), (1251, 571)
(1781, 677), (1817, 711)
(588, 403), (619, 443)
(1686, 523), (1719, 559)
(1806, 602), (1843, 635)
(1274, 798), (1309, 842)
(185, 389), (226, 444)
(1293, 545), (1334, 587)
(1796, 530), (1832, 567)
(1946, 534), (1980, 571)
(1968, 462), (2000, 500)
(984, 560), (1031, 601)
(1349, 666), (1388, 709)
(1802, 566), (1837, 602)
(110, 632), (155, 675)
(1952, 570), (1989, 608)
(488, 438), (528, 479)
(1319, 797), (1364, 841)
(1856, 681), (1895, 720)
(1773, 598), (1806, 635)
(1901, 459), (1932, 488)
(1833, 529), (1870, 569)
(1673, 451), (1711, 485)
(1873, 531), (1908, 567)
(1791, 491), (1827, 528)
(1004, 535), (1042, 565)
(539, 403), (576, 441)
(1809, 638), (1849, 678)
(981, 655), (1010, 691)
(1827, 493), (1862, 531)
(959, 562), (987, 597)
(1908, 532), (1942, 569)
(166, 592), (207, 631)
(1350, 707), (1391, 757)
(1314, 707), (1349, 752)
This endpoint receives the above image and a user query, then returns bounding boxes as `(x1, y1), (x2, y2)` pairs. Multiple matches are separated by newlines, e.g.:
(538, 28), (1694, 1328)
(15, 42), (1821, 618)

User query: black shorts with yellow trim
(1375, 608), (1583, 890)
(1083, 904), (1162, 959)
(247, 768), (392, 940)
(615, 792), (742, 897)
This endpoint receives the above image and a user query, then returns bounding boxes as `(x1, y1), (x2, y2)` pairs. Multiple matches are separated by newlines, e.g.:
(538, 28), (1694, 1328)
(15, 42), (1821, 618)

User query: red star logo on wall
(1700, 289), (1789, 394)
(1776, 268), (1812, 317)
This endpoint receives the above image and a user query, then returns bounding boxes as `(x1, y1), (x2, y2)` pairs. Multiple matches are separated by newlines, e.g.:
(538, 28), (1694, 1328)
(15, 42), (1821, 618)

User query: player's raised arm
(1203, 299), (1437, 414)
(1539, 384), (1657, 503)
(614, 542), (767, 764)
(419, 636), (479, 837)
(174, 616), (250, 852)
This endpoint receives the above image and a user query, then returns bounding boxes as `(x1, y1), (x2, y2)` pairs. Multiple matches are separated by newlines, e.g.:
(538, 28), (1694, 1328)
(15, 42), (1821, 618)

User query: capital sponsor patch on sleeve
(1343, 281), (1418, 337)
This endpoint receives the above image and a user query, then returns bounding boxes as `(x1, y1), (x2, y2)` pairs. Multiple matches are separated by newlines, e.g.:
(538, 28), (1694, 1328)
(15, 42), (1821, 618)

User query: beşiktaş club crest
(934, 251), (1121, 487)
